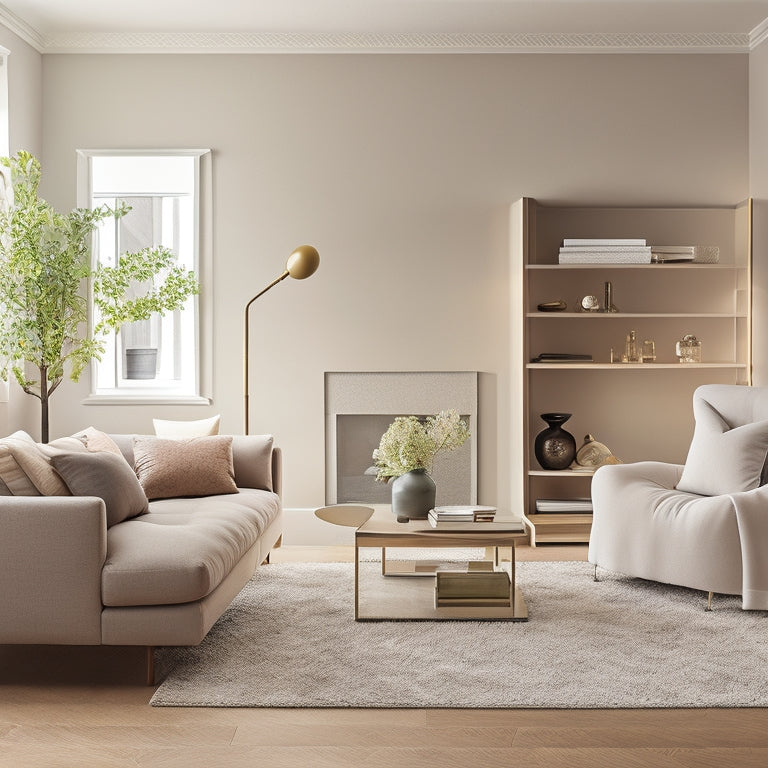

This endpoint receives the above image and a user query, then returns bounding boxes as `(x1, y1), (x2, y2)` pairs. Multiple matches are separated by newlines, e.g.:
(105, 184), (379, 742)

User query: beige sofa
(0, 433), (282, 681)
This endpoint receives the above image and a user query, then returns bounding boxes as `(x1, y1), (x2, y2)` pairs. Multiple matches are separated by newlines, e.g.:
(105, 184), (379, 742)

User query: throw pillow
(676, 399), (768, 496)
(0, 445), (40, 495)
(153, 414), (221, 438)
(0, 430), (70, 495)
(50, 451), (149, 527)
(75, 426), (124, 456)
(133, 435), (238, 500)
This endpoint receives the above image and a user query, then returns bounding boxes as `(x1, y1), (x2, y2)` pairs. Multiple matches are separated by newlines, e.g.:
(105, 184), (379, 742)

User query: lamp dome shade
(286, 245), (320, 280)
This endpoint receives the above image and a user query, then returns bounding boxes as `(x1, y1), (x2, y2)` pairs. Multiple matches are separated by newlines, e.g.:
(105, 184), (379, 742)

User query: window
(77, 149), (212, 404)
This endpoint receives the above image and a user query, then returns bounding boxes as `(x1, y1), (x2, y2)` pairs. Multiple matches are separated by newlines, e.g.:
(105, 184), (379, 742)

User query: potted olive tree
(0, 150), (199, 442)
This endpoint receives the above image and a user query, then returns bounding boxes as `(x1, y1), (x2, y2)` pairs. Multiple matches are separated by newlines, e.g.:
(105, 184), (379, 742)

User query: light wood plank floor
(2, 545), (767, 768)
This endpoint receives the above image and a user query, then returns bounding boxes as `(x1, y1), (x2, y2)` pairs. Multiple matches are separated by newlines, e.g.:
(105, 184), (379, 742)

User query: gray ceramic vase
(391, 468), (436, 523)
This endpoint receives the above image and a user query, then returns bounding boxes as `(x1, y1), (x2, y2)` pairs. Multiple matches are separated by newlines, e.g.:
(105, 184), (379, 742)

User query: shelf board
(526, 263), (744, 271)
(528, 469), (595, 477)
(527, 362), (747, 370)
(527, 312), (747, 319)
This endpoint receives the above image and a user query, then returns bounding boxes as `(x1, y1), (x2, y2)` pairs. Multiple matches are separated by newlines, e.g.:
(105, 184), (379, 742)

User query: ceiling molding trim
(0, 5), (44, 52)
(39, 30), (749, 55)
(750, 17), (768, 50)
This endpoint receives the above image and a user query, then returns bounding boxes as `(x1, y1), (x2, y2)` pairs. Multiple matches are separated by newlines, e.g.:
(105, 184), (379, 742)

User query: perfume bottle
(675, 334), (702, 363)
(624, 330), (639, 363)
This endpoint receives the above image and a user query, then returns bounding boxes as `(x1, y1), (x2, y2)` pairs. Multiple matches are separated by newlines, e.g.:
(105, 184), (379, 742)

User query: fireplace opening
(325, 371), (478, 507)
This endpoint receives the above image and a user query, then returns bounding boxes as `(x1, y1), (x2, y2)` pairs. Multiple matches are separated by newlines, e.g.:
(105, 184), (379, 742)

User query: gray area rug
(151, 561), (768, 708)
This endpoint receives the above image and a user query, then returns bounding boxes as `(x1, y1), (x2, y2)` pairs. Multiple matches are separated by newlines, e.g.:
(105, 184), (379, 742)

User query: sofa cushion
(0, 431), (70, 495)
(676, 399), (768, 496)
(75, 426), (124, 455)
(133, 435), (238, 500)
(50, 451), (149, 527)
(101, 488), (280, 606)
(153, 414), (220, 438)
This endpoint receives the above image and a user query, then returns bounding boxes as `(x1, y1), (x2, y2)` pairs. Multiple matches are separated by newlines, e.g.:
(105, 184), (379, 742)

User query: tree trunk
(40, 365), (49, 444)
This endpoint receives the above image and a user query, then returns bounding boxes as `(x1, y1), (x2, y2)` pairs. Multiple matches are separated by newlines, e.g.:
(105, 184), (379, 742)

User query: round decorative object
(575, 434), (621, 468)
(534, 413), (577, 471)
(580, 295), (600, 312)
(391, 468), (436, 523)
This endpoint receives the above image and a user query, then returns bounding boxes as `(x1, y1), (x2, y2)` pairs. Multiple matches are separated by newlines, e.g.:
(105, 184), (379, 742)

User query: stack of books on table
(427, 506), (524, 531)
(535, 498), (593, 514)
(558, 238), (652, 264)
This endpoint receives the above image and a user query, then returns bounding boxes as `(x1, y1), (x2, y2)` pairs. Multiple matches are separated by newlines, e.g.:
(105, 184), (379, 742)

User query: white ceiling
(2, 0), (768, 53)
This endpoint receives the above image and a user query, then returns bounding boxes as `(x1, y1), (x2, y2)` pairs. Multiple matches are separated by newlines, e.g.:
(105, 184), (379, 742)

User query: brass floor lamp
(243, 245), (320, 434)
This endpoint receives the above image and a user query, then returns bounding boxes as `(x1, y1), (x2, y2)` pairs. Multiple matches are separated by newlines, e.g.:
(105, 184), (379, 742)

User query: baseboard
(281, 507), (355, 546)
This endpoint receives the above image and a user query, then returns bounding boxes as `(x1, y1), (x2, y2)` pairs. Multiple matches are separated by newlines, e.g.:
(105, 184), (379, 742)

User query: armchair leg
(706, 591), (714, 612)
(593, 564), (599, 582)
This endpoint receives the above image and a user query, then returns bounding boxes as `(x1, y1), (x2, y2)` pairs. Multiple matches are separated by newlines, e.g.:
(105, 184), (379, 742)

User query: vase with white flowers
(372, 409), (470, 522)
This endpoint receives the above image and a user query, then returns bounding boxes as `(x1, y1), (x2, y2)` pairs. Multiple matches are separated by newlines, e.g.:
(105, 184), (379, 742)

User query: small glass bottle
(624, 330), (638, 363)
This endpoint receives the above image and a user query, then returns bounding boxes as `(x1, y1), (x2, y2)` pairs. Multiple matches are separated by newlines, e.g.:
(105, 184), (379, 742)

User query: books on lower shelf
(535, 498), (593, 513)
(435, 567), (511, 607)
(559, 238), (652, 264)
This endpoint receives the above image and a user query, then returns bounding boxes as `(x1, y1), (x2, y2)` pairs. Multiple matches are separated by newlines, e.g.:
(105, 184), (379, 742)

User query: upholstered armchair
(588, 384), (768, 610)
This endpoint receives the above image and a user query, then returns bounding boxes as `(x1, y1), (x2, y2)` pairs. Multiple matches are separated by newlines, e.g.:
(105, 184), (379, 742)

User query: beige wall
(750, 39), (768, 386)
(0, 27), (42, 438)
(26, 52), (750, 512)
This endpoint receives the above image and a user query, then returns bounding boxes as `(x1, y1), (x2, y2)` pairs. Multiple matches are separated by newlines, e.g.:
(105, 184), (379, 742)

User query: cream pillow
(153, 415), (221, 439)
(0, 430), (69, 495)
(676, 399), (768, 496)
(133, 435), (237, 500)
(75, 426), (124, 455)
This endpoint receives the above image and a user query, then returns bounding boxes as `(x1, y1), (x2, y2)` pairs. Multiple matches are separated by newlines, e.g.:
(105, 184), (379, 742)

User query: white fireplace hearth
(324, 371), (478, 507)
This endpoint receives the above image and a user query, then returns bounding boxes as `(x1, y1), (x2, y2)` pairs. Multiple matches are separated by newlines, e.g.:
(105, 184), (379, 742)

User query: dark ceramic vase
(534, 413), (577, 470)
(391, 468), (436, 523)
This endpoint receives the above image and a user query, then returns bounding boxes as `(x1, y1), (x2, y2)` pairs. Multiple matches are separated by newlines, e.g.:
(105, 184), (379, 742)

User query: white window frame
(77, 148), (213, 405)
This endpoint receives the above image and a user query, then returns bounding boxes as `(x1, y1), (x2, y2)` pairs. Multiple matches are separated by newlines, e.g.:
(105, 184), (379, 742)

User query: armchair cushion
(676, 399), (768, 496)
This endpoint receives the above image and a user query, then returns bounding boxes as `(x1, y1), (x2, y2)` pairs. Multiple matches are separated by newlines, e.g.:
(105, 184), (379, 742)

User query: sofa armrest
(0, 496), (107, 644)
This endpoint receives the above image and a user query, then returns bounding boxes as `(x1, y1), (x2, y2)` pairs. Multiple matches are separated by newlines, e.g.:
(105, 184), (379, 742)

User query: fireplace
(324, 372), (478, 506)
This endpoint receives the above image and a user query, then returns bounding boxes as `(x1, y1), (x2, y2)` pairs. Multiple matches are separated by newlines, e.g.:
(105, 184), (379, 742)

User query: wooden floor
(2, 544), (767, 768)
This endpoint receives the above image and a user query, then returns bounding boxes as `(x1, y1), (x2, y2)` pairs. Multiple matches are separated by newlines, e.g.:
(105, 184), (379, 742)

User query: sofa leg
(146, 646), (155, 686)
(593, 564), (599, 582)
(706, 591), (714, 612)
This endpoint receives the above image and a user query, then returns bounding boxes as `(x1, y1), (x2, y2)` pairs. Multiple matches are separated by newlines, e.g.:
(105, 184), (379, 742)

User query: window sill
(82, 393), (212, 406)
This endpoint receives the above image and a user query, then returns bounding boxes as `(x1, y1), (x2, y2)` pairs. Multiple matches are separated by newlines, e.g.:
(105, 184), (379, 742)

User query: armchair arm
(0, 496), (107, 644)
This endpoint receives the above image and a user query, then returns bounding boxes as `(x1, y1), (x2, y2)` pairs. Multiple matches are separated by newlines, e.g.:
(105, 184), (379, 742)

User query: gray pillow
(676, 399), (768, 496)
(50, 451), (149, 527)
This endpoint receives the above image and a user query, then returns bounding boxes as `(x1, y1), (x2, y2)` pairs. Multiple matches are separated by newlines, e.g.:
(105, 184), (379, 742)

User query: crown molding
(751, 17), (768, 50)
(22, 30), (751, 55)
(0, 3), (44, 52)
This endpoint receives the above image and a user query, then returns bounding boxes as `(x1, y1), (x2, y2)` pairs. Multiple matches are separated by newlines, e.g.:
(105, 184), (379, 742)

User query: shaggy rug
(151, 560), (768, 708)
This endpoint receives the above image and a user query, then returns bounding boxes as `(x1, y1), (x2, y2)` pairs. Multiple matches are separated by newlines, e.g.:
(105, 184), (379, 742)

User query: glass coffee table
(354, 512), (529, 621)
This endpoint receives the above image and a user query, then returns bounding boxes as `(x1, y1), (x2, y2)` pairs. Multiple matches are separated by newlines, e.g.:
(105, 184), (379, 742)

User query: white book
(559, 250), (652, 264)
(563, 238), (646, 247)
(560, 245), (653, 252)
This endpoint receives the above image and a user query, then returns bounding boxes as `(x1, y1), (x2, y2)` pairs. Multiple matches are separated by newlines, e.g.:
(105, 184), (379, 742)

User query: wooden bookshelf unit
(511, 198), (752, 545)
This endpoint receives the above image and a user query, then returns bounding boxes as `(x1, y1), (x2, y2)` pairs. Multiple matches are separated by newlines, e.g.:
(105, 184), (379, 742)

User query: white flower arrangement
(372, 409), (470, 482)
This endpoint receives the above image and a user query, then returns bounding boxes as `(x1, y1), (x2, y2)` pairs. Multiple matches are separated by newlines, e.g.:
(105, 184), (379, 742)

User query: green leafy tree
(0, 151), (199, 442)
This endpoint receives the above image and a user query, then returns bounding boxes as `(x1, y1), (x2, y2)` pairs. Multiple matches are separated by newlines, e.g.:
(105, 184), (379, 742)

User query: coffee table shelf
(354, 514), (529, 621)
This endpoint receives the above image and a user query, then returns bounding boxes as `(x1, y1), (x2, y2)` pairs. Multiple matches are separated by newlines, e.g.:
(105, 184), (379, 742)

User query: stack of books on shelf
(558, 238), (652, 264)
(535, 498), (593, 514)
(650, 245), (720, 264)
